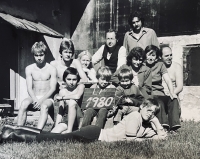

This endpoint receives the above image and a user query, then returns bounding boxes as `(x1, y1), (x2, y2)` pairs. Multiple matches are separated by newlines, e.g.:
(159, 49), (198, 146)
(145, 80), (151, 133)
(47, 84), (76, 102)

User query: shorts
(27, 96), (54, 111)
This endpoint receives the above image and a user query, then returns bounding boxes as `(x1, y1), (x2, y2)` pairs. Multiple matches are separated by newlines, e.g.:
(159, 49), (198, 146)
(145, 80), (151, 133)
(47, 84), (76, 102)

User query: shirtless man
(50, 39), (87, 89)
(161, 46), (183, 97)
(17, 42), (57, 130)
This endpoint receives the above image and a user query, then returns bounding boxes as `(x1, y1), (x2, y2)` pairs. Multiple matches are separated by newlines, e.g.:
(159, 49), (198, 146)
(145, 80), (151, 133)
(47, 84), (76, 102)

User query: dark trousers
(82, 108), (108, 128)
(36, 125), (101, 142)
(155, 96), (181, 130)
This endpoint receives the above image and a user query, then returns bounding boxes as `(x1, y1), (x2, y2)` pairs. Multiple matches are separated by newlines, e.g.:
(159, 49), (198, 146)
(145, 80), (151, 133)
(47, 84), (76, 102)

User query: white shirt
(92, 45), (127, 71)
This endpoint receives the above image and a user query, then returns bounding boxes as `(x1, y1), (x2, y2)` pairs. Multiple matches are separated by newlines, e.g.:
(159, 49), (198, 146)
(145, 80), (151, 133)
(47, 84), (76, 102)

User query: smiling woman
(113, 47), (152, 98)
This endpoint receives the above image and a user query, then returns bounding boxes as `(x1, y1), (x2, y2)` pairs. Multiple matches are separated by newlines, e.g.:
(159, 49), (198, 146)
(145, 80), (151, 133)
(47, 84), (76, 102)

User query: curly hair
(128, 11), (144, 29)
(127, 47), (145, 66)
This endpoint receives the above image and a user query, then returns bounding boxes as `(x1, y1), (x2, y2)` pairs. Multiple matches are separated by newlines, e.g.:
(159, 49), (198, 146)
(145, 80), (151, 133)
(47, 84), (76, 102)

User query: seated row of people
(15, 36), (181, 136)
(1, 39), (174, 141)
(84, 42), (182, 133)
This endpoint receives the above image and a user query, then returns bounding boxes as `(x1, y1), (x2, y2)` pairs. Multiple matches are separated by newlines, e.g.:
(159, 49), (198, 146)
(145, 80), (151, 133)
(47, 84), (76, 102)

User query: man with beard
(123, 11), (159, 55)
(17, 41), (57, 130)
(92, 29), (127, 76)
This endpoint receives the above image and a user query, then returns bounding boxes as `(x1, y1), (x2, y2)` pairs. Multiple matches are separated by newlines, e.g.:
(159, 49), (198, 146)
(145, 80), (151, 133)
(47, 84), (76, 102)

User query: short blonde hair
(78, 50), (93, 69)
(31, 41), (47, 54)
(96, 66), (112, 81)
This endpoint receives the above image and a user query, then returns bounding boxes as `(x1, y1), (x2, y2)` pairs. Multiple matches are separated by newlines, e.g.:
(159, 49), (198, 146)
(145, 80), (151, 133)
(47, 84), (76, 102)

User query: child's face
(98, 77), (109, 89)
(62, 49), (73, 62)
(140, 105), (156, 121)
(131, 56), (143, 68)
(80, 55), (90, 68)
(65, 74), (78, 89)
(146, 50), (157, 65)
(120, 78), (131, 89)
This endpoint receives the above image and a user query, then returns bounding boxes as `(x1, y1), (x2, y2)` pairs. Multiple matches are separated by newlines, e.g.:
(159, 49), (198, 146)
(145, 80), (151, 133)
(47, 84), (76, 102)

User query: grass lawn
(0, 120), (200, 159)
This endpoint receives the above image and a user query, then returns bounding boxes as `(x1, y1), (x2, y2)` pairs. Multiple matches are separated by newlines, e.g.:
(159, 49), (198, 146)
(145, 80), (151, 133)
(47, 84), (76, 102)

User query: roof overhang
(0, 12), (63, 38)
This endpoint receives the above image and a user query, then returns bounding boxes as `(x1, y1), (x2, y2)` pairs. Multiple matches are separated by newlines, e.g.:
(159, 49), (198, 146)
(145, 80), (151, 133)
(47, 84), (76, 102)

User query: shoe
(1, 124), (17, 140)
(1, 125), (41, 142)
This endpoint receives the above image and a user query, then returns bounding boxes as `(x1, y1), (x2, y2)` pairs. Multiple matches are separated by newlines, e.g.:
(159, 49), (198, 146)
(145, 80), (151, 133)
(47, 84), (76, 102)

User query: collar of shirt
(129, 27), (148, 41)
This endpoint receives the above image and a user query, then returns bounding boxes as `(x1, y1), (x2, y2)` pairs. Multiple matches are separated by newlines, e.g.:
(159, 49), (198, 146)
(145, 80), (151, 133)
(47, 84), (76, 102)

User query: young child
(111, 68), (144, 125)
(77, 50), (98, 82)
(51, 67), (85, 133)
(1, 98), (167, 142)
(81, 66), (115, 128)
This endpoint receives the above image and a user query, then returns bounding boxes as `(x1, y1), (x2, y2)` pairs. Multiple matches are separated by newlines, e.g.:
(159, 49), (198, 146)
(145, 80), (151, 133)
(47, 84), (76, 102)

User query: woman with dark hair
(144, 45), (181, 132)
(113, 47), (152, 98)
(123, 11), (159, 55)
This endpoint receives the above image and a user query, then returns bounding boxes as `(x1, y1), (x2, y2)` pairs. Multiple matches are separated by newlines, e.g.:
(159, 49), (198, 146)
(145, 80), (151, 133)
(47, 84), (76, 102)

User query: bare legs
(51, 99), (78, 134)
(37, 100), (53, 129)
(17, 97), (53, 130)
(17, 98), (33, 126)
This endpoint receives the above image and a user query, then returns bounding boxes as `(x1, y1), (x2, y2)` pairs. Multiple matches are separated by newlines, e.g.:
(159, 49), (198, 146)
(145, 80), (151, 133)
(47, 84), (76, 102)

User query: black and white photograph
(0, 0), (199, 158)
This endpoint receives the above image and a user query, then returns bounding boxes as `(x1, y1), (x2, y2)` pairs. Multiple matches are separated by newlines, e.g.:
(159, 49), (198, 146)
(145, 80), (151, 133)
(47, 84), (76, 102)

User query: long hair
(128, 11), (144, 29)
(127, 47), (145, 66)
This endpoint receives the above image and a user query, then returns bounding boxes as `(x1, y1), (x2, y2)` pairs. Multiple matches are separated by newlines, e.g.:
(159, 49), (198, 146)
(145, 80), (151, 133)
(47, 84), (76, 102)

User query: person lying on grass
(51, 67), (85, 133)
(1, 98), (167, 143)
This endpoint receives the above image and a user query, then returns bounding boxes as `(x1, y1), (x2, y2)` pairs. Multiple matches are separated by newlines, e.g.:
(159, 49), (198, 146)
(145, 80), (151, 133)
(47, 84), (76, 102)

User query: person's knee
(40, 104), (49, 113)
(68, 100), (77, 106)
(98, 108), (108, 115)
(85, 108), (95, 114)
(20, 100), (30, 111)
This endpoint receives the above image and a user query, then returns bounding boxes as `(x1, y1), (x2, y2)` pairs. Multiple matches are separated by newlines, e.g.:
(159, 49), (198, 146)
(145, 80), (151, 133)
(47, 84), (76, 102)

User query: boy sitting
(110, 68), (144, 125)
(51, 67), (85, 133)
(81, 66), (115, 128)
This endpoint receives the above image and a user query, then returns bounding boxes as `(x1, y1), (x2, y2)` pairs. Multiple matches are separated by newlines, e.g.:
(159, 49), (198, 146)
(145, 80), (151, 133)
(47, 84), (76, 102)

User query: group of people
(0, 11), (183, 143)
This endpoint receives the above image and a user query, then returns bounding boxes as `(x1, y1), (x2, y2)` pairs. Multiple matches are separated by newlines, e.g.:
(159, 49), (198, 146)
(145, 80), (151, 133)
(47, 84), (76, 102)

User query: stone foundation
(180, 86), (200, 121)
